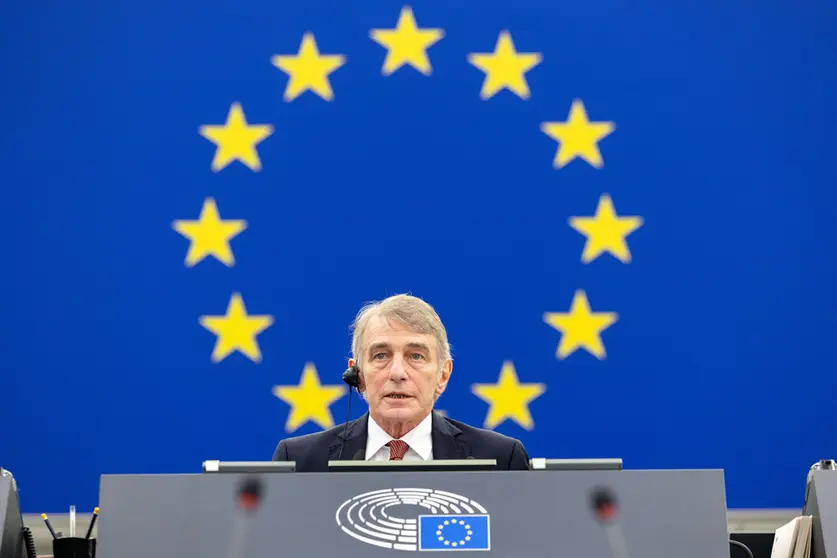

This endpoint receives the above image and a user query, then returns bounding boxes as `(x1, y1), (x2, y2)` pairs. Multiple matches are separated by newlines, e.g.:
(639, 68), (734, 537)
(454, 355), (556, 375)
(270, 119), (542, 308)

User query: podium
(804, 470), (837, 558)
(0, 472), (24, 558)
(96, 467), (730, 558)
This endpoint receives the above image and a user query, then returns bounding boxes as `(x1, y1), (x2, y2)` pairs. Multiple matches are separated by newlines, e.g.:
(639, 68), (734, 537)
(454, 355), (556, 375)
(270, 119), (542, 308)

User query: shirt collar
(366, 411), (433, 460)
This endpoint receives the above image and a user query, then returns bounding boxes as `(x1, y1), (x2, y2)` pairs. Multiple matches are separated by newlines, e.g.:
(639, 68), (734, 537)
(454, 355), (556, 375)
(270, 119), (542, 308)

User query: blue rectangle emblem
(418, 514), (490, 551)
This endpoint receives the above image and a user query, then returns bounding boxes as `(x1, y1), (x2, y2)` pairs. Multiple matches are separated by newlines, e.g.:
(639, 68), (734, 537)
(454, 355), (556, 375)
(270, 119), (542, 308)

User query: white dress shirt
(365, 412), (433, 461)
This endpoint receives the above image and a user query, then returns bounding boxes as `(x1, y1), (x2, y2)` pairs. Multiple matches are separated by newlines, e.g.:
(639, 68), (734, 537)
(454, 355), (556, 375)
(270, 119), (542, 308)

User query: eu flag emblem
(418, 515), (490, 551)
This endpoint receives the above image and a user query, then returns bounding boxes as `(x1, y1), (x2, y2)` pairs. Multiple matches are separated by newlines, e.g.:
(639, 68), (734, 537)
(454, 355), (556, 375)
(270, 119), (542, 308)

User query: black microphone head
(352, 448), (365, 460)
(237, 476), (264, 512)
(590, 486), (618, 522)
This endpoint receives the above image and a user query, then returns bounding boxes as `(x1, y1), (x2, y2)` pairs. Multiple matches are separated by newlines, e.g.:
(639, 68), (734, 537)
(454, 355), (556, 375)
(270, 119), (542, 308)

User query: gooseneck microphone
(227, 476), (264, 558)
(591, 487), (617, 522)
(590, 487), (630, 558)
(237, 477), (263, 512)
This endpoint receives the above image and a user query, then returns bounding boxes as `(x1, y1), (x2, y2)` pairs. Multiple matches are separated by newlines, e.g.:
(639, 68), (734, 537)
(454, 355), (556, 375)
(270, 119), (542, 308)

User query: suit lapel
(328, 413), (369, 461)
(431, 411), (469, 459)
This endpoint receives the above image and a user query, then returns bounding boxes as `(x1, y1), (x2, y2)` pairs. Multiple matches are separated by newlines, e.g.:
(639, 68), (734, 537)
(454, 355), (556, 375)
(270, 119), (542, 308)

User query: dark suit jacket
(272, 411), (531, 471)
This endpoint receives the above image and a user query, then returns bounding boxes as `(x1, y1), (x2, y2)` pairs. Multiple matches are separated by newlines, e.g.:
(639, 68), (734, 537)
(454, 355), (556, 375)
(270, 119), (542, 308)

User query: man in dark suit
(272, 294), (531, 471)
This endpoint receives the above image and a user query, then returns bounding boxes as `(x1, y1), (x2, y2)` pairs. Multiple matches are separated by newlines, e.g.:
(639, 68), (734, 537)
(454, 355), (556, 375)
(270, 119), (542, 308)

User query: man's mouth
(386, 394), (410, 399)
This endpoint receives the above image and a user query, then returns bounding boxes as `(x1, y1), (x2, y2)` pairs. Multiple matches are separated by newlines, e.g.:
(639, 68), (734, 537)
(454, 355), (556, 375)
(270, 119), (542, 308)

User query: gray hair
(350, 294), (452, 367)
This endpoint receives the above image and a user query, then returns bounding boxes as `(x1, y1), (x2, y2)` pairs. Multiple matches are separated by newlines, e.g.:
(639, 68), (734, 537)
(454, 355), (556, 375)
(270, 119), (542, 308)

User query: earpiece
(342, 364), (360, 388)
(337, 364), (360, 461)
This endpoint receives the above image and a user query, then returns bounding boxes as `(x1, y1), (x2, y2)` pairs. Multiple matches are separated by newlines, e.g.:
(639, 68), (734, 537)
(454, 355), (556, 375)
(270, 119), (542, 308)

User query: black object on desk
(53, 537), (96, 558)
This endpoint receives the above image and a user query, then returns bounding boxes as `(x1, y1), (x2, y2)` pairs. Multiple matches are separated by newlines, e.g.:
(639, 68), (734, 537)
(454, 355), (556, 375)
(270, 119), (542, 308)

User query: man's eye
(373, 353), (386, 360)
(410, 353), (424, 360)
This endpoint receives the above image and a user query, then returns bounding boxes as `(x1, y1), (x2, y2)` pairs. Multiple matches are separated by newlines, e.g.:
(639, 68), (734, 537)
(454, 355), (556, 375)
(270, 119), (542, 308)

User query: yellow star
(467, 30), (542, 100)
(172, 198), (247, 267)
(271, 33), (346, 101)
(569, 194), (644, 263)
(541, 99), (615, 168)
(471, 361), (545, 431)
(199, 102), (273, 172)
(199, 293), (274, 363)
(543, 290), (618, 360)
(370, 6), (444, 75)
(272, 362), (347, 432)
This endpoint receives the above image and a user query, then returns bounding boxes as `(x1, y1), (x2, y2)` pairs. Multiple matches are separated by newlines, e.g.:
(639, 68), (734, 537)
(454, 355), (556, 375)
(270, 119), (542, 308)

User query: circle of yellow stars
(169, 4), (645, 434)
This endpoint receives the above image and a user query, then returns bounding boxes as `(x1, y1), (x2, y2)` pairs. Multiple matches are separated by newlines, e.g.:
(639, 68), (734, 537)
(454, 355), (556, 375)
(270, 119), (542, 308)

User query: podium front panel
(0, 474), (24, 558)
(806, 471), (837, 558)
(97, 469), (729, 558)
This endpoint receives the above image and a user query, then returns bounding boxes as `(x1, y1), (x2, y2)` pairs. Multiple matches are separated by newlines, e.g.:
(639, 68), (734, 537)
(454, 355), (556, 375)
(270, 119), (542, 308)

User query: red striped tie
(387, 440), (409, 460)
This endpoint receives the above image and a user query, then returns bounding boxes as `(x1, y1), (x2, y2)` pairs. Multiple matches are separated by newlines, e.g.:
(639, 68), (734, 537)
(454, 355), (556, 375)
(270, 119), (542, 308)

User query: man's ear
(349, 358), (366, 393)
(435, 359), (453, 398)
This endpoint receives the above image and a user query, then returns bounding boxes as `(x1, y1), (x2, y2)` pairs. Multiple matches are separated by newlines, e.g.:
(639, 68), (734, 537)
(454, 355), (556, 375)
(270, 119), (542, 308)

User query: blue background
(2, 0), (835, 513)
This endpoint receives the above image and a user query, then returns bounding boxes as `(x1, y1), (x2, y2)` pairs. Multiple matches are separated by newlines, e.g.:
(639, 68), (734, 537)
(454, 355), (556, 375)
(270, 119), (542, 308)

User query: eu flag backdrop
(2, 0), (835, 513)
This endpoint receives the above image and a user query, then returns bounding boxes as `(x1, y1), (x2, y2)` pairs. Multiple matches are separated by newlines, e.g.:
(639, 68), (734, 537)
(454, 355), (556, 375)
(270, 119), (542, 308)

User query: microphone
(590, 487), (629, 558)
(237, 477), (263, 513)
(227, 476), (264, 558)
(591, 487), (617, 522)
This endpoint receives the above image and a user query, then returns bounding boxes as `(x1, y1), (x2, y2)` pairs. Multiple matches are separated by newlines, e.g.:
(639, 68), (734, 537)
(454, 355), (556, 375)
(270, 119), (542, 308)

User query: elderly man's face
(354, 315), (452, 435)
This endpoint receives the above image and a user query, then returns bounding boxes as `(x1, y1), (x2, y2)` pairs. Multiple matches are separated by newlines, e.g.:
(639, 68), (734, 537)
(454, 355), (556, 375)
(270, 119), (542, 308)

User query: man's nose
(388, 355), (408, 380)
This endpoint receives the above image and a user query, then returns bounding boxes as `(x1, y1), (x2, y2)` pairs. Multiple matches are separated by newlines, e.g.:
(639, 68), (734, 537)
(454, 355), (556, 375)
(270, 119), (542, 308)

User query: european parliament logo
(335, 488), (491, 552)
